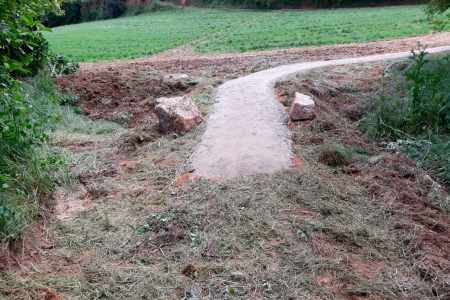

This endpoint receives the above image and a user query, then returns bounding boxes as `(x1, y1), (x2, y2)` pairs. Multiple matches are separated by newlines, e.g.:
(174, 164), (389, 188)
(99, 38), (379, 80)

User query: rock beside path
(164, 74), (189, 80)
(290, 92), (315, 121)
(155, 96), (203, 133)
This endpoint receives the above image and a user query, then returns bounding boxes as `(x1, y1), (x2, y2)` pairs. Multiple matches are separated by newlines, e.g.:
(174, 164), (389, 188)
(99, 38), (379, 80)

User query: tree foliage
(102, 0), (126, 19)
(0, 0), (62, 81)
(426, 0), (450, 29)
(44, 1), (83, 27)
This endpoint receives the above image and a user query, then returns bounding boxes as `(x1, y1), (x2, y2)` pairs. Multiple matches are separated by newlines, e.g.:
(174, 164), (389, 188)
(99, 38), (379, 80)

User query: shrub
(359, 49), (450, 188)
(0, 0), (67, 243)
(360, 50), (450, 140)
(9, 33), (51, 78)
(84, 9), (100, 21)
(49, 54), (80, 76)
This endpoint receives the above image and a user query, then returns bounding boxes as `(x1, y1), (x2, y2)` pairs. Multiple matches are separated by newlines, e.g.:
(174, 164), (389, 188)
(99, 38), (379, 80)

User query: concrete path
(190, 46), (450, 179)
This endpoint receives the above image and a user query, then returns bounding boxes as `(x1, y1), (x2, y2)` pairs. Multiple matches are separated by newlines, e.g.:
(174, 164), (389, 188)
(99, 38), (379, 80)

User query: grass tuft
(317, 144), (351, 166)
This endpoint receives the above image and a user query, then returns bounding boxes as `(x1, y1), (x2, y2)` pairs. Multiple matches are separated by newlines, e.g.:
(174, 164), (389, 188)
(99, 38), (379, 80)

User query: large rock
(155, 96), (203, 133)
(290, 92), (315, 121)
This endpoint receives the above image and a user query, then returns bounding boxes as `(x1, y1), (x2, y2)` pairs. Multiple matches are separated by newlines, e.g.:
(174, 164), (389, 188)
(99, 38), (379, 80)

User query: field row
(44, 6), (438, 62)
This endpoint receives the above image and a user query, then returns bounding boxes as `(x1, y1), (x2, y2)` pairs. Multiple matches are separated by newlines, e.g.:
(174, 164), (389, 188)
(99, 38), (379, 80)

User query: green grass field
(44, 6), (436, 62)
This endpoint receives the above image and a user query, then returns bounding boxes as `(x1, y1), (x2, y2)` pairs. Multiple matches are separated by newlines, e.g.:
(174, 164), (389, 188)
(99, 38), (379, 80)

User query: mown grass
(43, 6), (441, 62)
(2, 61), (450, 299)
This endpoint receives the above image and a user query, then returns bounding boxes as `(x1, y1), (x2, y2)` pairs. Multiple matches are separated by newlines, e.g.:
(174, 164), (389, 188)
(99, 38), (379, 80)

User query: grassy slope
(44, 6), (435, 62)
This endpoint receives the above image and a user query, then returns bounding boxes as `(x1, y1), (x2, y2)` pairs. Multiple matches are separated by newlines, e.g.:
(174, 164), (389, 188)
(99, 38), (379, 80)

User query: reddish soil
(0, 222), (55, 273)
(57, 72), (194, 127)
(358, 156), (450, 278)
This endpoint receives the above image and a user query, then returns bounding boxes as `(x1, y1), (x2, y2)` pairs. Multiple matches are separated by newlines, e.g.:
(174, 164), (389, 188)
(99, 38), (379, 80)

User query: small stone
(289, 92), (315, 121)
(155, 96), (204, 133)
(163, 73), (188, 80)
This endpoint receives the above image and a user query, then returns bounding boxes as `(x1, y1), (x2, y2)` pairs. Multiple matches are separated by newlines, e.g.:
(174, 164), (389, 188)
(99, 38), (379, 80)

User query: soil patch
(57, 71), (194, 127)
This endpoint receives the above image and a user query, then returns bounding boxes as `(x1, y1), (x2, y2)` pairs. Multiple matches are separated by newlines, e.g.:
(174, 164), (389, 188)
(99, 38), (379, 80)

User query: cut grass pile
(1, 61), (450, 299)
(43, 6), (439, 62)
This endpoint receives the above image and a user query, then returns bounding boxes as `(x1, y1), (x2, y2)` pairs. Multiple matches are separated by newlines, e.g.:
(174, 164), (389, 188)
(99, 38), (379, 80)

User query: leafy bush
(359, 49), (450, 188)
(49, 54), (80, 76)
(0, 0), (68, 243)
(9, 33), (51, 78)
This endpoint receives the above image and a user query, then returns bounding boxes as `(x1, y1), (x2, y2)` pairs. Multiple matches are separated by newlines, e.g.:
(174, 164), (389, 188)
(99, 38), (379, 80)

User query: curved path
(190, 46), (450, 179)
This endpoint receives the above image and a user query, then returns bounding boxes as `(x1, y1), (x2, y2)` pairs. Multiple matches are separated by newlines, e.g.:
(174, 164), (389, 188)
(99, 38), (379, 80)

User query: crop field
(44, 6), (436, 62)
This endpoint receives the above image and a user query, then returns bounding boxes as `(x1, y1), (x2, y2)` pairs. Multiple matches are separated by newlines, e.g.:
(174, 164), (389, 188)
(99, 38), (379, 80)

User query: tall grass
(359, 50), (450, 190)
(0, 74), (66, 242)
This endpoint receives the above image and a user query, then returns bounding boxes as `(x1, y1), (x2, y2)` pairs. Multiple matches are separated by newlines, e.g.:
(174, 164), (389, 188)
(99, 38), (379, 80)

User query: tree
(102, 0), (126, 19)
(426, 0), (450, 28)
(44, 1), (83, 27)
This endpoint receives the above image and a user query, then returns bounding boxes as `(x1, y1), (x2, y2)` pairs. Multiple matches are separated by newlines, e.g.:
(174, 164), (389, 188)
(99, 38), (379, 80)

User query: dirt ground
(1, 32), (450, 299)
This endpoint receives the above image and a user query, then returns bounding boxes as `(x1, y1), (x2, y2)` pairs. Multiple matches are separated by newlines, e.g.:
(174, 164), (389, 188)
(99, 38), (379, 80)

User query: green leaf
(37, 26), (52, 32)
(294, 226), (307, 239)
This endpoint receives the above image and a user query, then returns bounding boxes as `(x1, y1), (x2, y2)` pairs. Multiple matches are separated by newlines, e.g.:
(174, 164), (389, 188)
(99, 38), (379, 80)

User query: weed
(138, 214), (169, 233)
(59, 90), (79, 106)
(49, 54), (80, 77)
